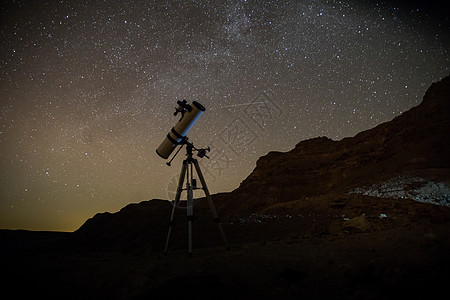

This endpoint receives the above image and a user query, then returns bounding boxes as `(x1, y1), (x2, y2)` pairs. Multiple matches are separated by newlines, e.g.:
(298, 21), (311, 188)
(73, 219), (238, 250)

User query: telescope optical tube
(156, 101), (206, 159)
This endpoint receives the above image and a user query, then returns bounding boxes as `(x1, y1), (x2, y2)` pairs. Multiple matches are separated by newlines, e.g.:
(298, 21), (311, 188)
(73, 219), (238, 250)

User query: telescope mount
(164, 138), (229, 256)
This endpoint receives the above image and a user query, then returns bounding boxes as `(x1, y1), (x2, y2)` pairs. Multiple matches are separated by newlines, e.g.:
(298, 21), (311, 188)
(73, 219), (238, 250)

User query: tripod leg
(186, 161), (195, 256)
(164, 161), (187, 255)
(187, 184), (194, 256)
(193, 159), (230, 250)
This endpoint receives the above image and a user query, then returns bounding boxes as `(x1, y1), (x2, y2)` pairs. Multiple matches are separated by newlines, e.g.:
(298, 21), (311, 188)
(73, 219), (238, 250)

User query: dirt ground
(2, 194), (450, 300)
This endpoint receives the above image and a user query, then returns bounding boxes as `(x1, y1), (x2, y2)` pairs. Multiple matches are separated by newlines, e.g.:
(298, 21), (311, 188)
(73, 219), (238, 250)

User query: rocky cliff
(219, 75), (450, 215)
(74, 75), (450, 251)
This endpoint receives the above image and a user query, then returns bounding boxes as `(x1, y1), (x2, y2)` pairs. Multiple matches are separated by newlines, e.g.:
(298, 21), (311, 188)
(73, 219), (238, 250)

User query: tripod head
(166, 137), (210, 166)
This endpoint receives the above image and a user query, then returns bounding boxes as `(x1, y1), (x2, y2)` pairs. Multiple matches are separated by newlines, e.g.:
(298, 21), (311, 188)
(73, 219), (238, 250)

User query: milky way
(0, 0), (448, 231)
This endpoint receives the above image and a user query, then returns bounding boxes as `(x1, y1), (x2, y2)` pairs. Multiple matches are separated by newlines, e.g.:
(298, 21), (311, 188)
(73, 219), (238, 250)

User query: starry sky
(0, 0), (448, 231)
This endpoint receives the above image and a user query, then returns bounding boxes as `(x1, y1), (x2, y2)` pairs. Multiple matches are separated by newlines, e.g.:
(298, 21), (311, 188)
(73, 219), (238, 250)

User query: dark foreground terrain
(2, 195), (450, 300)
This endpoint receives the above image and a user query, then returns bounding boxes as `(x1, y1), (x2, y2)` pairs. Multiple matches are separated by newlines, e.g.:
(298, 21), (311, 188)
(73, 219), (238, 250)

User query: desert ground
(3, 192), (450, 300)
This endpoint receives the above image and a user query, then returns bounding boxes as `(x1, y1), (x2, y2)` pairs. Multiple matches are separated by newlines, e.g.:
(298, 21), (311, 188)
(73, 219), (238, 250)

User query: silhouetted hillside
(74, 75), (450, 252)
(219, 74), (450, 215)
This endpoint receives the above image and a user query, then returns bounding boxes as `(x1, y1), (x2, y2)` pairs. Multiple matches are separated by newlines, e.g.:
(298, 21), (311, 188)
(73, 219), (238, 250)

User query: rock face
(220, 75), (450, 215)
(74, 75), (450, 251)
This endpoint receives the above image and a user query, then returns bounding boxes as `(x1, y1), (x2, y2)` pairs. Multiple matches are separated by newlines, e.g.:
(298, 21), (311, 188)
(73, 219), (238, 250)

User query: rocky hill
(73, 75), (450, 252)
(217, 74), (450, 216)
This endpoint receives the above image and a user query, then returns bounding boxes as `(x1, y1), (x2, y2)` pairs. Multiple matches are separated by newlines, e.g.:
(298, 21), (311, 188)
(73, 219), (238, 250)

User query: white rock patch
(348, 175), (450, 207)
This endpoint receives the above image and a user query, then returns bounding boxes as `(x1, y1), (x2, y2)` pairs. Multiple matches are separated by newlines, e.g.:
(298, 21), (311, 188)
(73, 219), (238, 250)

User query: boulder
(343, 215), (371, 232)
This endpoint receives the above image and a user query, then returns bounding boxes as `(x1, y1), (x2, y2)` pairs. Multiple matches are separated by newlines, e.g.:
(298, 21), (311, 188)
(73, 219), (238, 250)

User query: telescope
(156, 100), (206, 159)
(156, 99), (229, 256)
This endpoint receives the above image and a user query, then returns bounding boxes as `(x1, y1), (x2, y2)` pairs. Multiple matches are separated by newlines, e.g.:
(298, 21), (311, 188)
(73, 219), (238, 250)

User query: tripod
(163, 139), (229, 256)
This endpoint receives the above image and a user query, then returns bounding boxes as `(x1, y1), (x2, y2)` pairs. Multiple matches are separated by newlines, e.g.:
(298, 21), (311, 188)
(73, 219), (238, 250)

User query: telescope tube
(156, 101), (206, 159)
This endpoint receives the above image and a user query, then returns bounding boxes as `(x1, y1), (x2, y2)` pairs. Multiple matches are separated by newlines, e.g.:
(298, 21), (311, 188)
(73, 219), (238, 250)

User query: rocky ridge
(218, 74), (450, 216)
(75, 75), (450, 251)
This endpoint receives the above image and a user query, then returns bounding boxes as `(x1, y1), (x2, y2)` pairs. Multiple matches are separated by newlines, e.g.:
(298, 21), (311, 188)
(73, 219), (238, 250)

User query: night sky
(1, 0), (448, 231)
